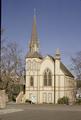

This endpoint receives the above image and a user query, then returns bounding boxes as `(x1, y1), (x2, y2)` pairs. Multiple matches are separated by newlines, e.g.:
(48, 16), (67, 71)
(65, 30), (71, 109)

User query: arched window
(30, 76), (34, 86)
(44, 72), (47, 86)
(48, 71), (52, 86)
(43, 69), (52, 86)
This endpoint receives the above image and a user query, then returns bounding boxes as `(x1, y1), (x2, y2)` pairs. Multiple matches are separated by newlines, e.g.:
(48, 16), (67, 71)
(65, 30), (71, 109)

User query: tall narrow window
(44, 72), (47, 86)
(48, 72), (52, 86)
(30, 76), (34, 86)
(43, 69), (52, 86)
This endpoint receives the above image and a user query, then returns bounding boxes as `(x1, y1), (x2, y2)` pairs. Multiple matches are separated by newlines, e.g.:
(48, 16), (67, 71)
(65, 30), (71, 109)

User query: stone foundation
(0, 90), (8, 108)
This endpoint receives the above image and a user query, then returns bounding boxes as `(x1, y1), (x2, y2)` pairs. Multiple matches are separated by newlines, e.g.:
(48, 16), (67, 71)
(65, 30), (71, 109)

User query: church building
(16, 13), (76, 104)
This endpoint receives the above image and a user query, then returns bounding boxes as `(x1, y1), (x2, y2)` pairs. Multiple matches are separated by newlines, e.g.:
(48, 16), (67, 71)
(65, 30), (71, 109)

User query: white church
(16, 13), (76, 104)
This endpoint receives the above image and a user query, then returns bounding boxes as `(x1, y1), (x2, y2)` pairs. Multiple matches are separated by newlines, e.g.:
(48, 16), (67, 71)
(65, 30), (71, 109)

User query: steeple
(26, 10), (42, 59)
(29, 9), (39, 53)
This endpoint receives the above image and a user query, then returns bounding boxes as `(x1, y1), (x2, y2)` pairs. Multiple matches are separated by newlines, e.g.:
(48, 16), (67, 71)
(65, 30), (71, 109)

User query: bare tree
(71, 51), (81, 88)
(1, 30), (25, 100)
(71, 51), (81, 80)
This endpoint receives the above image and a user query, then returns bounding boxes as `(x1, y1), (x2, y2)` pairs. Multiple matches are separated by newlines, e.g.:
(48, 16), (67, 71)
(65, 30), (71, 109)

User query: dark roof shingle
(26, 51), (43, 59)
(60, 62), (74, 78)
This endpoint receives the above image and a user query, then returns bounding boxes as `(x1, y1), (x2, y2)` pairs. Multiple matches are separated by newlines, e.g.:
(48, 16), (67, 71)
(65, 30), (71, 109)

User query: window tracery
(43, 69), (52, 86)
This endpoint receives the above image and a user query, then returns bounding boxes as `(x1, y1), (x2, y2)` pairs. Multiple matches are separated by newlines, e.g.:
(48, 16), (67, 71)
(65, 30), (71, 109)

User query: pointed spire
(29, 9), (39, 53)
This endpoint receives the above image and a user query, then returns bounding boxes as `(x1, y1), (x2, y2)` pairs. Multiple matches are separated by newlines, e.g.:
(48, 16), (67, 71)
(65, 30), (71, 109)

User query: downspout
(54, 60), (56, 104)
(37, 69), (38, 104)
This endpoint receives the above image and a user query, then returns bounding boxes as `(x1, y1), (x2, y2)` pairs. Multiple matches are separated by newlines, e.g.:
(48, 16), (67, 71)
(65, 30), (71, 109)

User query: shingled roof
(60, 62), (74, 78)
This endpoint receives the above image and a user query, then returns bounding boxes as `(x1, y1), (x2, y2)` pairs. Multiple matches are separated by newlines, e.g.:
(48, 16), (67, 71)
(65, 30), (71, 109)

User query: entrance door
(43, 93), (47, 103)
(48, 93), (52, 103)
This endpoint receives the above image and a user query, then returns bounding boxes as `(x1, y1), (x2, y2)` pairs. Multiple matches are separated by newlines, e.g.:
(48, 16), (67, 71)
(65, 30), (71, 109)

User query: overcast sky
(2, 0), (81, 67)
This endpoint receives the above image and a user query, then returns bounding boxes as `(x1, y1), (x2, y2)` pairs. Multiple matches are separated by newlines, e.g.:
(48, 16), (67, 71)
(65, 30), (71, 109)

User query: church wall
(38, 57), (55, 103)
(40, 57), (54, 74)
(25, 90), (38, 103)
(55, 75), (65, 103)
(25, 57), (42, 103)
(55, 60), (60, 74)
(39, 91), (54, 103)
(38, 74), (55, 103)
(25, 56), (75, 104)
(64, 76), (76, 102)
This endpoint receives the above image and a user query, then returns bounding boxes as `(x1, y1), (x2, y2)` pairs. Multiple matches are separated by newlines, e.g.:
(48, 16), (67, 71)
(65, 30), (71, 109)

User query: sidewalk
(0, 108), (23, 115)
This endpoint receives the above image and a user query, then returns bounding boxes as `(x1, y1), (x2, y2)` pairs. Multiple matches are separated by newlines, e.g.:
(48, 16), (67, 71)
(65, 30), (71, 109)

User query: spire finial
(56, 48), (60, 55)
(55, 48), (61, 60)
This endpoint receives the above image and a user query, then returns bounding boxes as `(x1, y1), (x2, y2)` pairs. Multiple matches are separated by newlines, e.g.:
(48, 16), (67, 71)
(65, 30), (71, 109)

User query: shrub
(76, 98), (81, 105)
(25, 99), (32, 104)
(12, 95), (16, 102)
(58, 96), (69, 105)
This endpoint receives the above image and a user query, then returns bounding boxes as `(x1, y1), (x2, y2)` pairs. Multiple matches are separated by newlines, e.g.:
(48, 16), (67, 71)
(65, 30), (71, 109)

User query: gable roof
(44, 55), (55, 61)
(60, 62), (74, 78)
(43, 55), (74, 78)
(47, 55), (55, 61)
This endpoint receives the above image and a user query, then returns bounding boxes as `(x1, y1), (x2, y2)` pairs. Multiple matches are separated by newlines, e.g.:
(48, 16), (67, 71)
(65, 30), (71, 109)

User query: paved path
(0, 108), (23, 115)
(0, 104), (81, 120)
